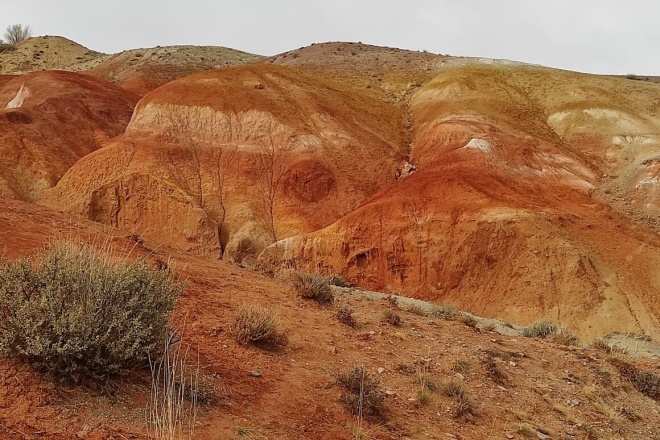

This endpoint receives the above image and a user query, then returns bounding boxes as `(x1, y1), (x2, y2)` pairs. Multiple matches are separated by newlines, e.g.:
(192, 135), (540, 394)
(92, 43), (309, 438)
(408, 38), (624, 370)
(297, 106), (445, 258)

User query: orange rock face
(260, 60), (660, 339)
(42, 62), (409, 258)
(0, 70), (139, 200)
(36, 50), (660, 338)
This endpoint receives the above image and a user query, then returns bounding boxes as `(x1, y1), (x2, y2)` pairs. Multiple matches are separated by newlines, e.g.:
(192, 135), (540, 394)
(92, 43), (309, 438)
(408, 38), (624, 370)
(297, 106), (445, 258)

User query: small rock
(377, 367), (386, 374)
(454, 373), (464, 380)
(369, 331), (376, 335)
(506, 435), (514, 440)
(571, 399), (581, 406)
(384, 389), (396, 396)
(329, 345), (338, 355)
(536, 431), (550, 440)
(497, 385), (508, 392)
(249, 370), (262, 377)
(509, 361), (517, 367)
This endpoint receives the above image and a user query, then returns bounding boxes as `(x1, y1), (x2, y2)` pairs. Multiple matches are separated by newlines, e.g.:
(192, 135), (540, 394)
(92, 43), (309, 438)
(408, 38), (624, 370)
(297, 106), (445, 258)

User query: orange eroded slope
(260, 60), (660, 339)
(41, 63), (408, 258)
(0, 70), (139, 201)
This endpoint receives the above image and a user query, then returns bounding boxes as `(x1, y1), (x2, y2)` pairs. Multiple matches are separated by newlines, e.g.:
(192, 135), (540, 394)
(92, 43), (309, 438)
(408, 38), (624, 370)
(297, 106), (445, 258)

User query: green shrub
(231, 304), (288, 349)
(291, 272), (334, 304)
(0, 241), (182, 383)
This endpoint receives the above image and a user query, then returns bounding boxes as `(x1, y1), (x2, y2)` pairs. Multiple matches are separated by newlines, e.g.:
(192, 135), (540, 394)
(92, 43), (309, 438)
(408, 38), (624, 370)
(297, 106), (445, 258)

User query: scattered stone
(377, 367), (386, 374)
(536, 431), (550, 440)
(571, 399), (581, 406)
(249, 370), (262, 377)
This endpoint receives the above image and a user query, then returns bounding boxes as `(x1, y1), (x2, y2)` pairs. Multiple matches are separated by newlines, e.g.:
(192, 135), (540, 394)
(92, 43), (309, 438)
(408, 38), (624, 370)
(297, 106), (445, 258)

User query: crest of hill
(0, 35), (104, 74)
(82, 45), (265, 95)
(266, 42), (451, 106)
(0, 35), (264, 95)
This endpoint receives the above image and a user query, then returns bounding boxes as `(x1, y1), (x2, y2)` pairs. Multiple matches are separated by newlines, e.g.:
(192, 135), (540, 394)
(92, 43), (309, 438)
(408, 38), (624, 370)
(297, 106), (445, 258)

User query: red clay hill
(39, 45), (660, 340)
(0, 38), (659, 439)
(0, 70), (138, 201)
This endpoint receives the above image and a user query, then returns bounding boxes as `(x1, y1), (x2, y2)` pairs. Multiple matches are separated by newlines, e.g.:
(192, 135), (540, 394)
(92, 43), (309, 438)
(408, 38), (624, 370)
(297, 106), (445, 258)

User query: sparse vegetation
(548, 327), (580, 346)
(429, 304), (457, 320)
(336, 366), (385, 421)
(451, 359), (472, 374)
(483, 354), (508, 386)
(610, 358), (660, 400)
(336, 305), (357, 328)
(148, 329), (199, 440)
(441, 380), (473, 418)
(291, 271), (334, 304)
(231, 304), (288, 350)
(383, 309), (403, 326)
(522, 320), (558, 338)
(403, 304), (428, 316)
(4, 24), (32, 44)
(0, 241), (182, 383)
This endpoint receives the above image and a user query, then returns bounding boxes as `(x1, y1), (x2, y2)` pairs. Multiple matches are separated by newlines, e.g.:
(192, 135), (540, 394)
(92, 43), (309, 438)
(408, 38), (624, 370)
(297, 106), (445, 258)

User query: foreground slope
(0, 70), (139, 201)
(1, 198), (659, 439)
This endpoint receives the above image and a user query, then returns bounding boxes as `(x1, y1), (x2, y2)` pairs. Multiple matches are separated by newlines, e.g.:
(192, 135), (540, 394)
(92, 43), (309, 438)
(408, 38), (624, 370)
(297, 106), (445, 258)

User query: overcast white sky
(2, 0), (658, 74)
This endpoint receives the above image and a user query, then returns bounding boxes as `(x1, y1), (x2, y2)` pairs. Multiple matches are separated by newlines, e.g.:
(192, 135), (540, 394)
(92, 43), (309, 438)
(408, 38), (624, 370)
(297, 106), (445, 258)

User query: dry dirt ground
(0, 197), (659, 440)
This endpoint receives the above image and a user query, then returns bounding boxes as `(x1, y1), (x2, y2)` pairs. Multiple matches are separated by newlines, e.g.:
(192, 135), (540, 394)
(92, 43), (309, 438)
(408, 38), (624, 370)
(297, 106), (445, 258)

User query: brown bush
(291, 272), (334, 304)
(231, 304), (288, 350)
(336, 366), (385, 420)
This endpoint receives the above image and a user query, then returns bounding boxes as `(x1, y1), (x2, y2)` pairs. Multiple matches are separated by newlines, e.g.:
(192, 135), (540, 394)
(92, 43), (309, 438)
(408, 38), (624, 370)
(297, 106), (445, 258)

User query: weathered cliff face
(33, 50), (660, 339)
(0, 70), (139, 201)
(41, 63), (409, 258)
(259, 60), (660, 339)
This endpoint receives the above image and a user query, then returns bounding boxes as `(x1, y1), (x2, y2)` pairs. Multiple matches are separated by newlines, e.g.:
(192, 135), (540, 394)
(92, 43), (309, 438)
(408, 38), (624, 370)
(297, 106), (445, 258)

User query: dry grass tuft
(451, 359), (472, 374)
(522, 320), (558, 338)
(336, 305), (357, 328)
(610, 358), (660, 400)
(383, 309), (403, 327)
(482, 355), (508, 386)
(429, 304), (457, 320)
(441, 380), (473, 418)
(231, 304), (288, 350)
(336, 366), (386, 421)
(291, 272), (334, 304)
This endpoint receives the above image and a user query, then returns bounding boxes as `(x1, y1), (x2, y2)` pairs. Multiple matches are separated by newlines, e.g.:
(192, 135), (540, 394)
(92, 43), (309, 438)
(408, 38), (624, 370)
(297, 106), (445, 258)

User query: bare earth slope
(1, 197), (659, 439)
(0, 35), (103, 74)
(41, 61), (408, 258)
(81, 45), (264, 95)
(33, 45), (660, 340)
(0, 70), (139, 201)
(260, 59), (660, 340)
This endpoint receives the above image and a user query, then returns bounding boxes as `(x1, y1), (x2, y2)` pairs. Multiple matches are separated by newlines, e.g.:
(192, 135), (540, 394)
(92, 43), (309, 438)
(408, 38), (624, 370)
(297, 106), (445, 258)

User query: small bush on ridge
(0, 241), (182, 383)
